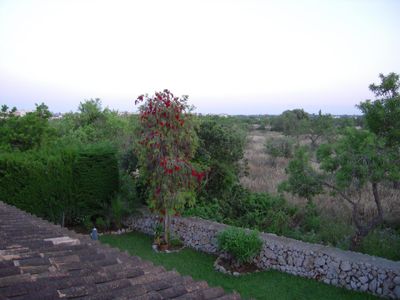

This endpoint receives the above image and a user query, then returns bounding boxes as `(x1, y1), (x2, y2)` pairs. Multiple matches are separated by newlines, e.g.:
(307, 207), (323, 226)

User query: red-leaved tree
(135, 89), (205, 246)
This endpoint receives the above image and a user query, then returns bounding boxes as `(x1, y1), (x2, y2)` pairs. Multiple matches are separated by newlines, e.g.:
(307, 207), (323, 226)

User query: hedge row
(0, 144), (119, 226)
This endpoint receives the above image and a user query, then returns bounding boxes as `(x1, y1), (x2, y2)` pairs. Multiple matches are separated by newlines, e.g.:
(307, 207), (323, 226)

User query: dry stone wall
(126, 214), (400, 299)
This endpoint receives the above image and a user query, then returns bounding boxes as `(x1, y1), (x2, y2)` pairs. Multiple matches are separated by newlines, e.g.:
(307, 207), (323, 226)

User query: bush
(220, 187), (298, 236)
(217, 227), (263, 264)
(300, 202), (321, 232)
(361, 228), (400, 261)
(184, 201), (224, 223)
(0, 143), (119, 226)
(72, 144), (119, 219)
(83, 216), (94, 231)
(95, 216), (108, 232)
(110, 196), (125, 229)
(316, 219), (353, 248)
(265, 136), (295, 160)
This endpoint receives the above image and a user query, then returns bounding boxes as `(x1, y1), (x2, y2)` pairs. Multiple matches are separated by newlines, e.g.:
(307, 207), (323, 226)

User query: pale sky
(0, 0), (399, 114)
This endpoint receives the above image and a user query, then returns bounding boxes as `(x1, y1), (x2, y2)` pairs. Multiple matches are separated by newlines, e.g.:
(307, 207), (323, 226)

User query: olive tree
(281, 73), (400, 249)
(281, 128), (398, 249)
(303, 110), (335, 149)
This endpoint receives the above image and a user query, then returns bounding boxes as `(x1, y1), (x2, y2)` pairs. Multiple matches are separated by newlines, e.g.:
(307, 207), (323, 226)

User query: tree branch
(320, 180), (356, 206)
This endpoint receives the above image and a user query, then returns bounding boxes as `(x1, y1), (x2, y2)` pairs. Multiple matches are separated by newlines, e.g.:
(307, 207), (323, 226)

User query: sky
(0, 0), (399, 115)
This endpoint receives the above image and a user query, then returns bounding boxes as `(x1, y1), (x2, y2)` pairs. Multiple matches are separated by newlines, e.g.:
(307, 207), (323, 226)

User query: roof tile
(0, 201), (241, 299)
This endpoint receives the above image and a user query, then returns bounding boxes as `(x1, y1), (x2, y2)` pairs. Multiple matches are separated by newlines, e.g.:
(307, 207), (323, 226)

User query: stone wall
(126, 214), (400, 299)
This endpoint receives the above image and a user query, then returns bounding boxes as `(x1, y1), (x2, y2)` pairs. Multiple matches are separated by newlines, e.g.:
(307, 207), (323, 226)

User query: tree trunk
(350, 228), (369, 251)
(61, 212), (65, 228)
(350, 182), (384, 251)
(164, 213), (170, 246)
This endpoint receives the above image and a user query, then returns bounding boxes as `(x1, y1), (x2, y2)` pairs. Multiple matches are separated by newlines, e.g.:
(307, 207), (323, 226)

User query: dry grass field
(240, 129), (400, 225)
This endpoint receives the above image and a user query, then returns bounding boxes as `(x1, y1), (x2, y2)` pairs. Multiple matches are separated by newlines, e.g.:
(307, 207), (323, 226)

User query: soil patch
(214, 255), (261, 276)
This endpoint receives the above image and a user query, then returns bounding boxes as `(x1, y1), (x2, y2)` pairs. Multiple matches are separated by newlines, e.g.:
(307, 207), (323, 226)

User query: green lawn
(100, 231), (380, 300)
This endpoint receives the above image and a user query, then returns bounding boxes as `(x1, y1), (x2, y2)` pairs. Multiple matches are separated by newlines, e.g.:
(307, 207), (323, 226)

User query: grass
(100, 231), (380, 300)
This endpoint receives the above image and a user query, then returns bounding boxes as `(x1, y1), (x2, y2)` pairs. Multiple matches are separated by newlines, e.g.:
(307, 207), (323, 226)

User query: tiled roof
(0, 202), (241, 300)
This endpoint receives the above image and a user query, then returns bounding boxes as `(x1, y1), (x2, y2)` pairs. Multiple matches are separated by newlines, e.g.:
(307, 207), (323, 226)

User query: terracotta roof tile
(0, 202), (241, 299)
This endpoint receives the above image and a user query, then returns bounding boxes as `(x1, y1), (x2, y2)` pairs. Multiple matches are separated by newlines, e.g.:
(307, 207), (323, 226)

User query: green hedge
(0, 144), (119, 226)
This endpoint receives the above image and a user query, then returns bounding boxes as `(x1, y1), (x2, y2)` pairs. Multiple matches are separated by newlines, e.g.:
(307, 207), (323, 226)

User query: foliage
(368, 72), (399, 99)
(72, 144), (119, 223)
(82, 216), (94, 231)
(77, 98), (104, 126)
(358, 72), (400, 147)
(265, 136), (295, 166)
(95, 216), (108, 231)
(0, 151), (69, 223)
(361, 228), (400, 261)
(359, 97), (400, 147)
(270, 109), (309, 136)
(300, 201), (321, 232)
(315, 219), (353, 248)
(196, 119), (245, 164)
(303, 110), (335, 148)
(281, 127), (399, 249)
(109, 196), (125, 229)
(169, 236), (184, 248)
(120, 146), (139, 175)
(118, 172), (143, 209)
(279, 147), (323, 201)
(333, 115), (364, 130)
(186, 186), (298, 236)
(282, 75), (400, 248)
(52, 99), (137, 148)
(195, 118), (246, 201)
(135, 90), (203, 245)
(153, 222), (164, 245)
(184, 201), (224, 223)
(0, 144), (119, 226)
(217, 227), (262, 264)
(0, 103), (54, 151)
(223, 187), (296, 235)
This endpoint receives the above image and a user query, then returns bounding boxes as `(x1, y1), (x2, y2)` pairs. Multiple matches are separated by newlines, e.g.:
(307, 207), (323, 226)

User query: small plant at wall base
(217, 227), (262, 269)
(135, 90), (205, 248)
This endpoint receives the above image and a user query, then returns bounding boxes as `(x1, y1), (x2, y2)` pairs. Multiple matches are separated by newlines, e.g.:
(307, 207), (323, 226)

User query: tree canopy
(0, 103), (53, 151)
(135, 89), (204, 246)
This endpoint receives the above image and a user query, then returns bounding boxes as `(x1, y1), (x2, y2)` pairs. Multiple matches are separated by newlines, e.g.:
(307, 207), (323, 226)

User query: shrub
(170, 236), (183, 247)
(0, 143), (119, 226)
(265, 136), (295, 160)
(220, 187), (298, 236)
(301, 202), (321, 232)
(110, 195), (125, 229)
(83, 216), (94, 231)
(217, 227), (262, 264)
(361, 228), (400, 261)
(72, 144), (119, 219)
(316, 219), (353, 248)
(183, 201), (224, 223)
(95, 216), (108, 232)
(186, 187), (298, 236)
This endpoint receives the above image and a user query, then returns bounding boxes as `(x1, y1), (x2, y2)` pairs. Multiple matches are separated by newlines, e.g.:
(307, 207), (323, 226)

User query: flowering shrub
(135, 89), (205, 245)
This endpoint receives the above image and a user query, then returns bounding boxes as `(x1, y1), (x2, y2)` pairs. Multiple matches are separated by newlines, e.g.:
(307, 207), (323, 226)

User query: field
(240, 129), (400, 225)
